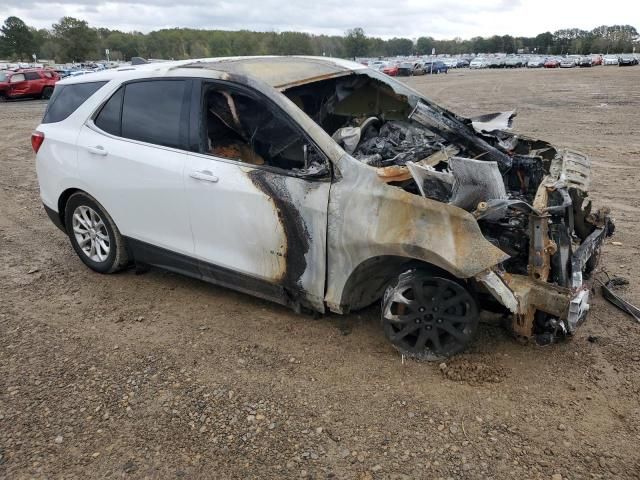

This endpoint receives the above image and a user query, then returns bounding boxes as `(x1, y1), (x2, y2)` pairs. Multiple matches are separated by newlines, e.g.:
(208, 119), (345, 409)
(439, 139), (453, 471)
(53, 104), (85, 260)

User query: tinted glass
(121, 80), (186, 149)
(95, 87), (124, 136)
(24, 71), (40, 80)
(0, 72), (7, 82)
(42, 81), (108, 124)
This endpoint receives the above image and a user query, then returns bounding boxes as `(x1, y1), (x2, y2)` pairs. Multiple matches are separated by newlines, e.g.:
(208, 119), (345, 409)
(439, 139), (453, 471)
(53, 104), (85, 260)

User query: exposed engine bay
(283, 72), (615, 342)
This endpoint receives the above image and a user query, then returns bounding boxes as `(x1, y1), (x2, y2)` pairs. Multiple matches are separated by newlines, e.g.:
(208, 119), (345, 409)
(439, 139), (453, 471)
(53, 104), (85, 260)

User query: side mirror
(298, 143), (330, 179)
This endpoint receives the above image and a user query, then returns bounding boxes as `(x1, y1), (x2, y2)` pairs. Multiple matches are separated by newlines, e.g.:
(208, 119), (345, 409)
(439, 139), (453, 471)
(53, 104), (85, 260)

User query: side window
(95, 87), (124, 136)
(42, 81), (108, 124)
(24, 71), (40, 81)
(121, 80), (187, 149)
(203, 85), (323, 172)
(10, 73), (25, 83)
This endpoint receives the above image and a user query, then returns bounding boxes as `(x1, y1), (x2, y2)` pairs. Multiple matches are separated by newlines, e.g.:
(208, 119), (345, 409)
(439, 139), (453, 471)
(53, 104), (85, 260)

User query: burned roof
(183, 56), (365, 90)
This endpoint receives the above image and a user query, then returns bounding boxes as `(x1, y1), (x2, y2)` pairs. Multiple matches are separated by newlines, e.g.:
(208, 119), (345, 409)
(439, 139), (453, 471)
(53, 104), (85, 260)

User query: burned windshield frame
(190, 78), (331, 180)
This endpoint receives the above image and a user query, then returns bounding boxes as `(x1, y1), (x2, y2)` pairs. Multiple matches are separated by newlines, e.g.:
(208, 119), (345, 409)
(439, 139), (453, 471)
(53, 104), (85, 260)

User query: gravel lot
(1, 67), (639, 479)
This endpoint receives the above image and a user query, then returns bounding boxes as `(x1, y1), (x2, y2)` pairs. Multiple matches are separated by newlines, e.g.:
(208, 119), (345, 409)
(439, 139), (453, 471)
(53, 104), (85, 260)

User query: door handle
(86, 145), (108, 156)
(189, 170), (219, 183)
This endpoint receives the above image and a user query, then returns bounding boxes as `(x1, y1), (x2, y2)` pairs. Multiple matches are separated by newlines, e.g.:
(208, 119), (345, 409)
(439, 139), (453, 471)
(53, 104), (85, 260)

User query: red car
(0, 70), (12, 100)
(0, 68), (59, 101)
(382, 64), (399, 76)
(544, 58), (560, 68)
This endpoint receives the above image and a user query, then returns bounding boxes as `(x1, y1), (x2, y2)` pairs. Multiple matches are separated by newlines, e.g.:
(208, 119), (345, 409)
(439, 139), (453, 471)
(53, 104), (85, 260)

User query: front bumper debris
(475, 150), (613, 341)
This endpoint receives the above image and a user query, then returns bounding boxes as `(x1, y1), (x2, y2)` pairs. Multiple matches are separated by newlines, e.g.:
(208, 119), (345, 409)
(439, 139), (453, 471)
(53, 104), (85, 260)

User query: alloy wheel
(72, 205), (111, 263)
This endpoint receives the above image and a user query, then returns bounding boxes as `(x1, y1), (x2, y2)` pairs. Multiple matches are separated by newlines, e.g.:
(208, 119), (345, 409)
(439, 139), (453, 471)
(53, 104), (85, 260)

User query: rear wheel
(64, 192), (129, 273)
(382, 269), (479, 360)
(41, 86), (54, 99)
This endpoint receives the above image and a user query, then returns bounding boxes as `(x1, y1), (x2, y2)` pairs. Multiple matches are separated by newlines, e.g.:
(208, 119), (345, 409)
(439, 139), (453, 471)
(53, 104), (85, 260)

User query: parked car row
(377, 53), (640, 73)
(370, 60), (449, 76)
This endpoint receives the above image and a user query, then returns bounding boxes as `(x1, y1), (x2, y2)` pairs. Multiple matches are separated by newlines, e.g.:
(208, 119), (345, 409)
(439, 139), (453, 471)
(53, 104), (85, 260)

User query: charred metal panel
(247, 169), (329, 311)
(325, 154), (510, 313)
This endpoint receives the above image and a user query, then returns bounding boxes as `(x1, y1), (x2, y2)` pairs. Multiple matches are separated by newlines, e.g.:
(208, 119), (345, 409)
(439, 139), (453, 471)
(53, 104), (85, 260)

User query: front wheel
(64, 192), (129, 273)
(41, 86), (54, 99)
(381, 269), (479, 360)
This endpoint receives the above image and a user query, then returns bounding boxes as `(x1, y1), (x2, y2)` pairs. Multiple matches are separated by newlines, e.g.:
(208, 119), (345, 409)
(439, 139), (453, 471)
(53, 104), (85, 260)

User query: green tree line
(0, 16), (638, 63)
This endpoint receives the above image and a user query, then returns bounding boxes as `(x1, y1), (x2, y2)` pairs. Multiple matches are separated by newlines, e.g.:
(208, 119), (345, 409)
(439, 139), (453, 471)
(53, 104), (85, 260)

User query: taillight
(31, 131), (45, 153)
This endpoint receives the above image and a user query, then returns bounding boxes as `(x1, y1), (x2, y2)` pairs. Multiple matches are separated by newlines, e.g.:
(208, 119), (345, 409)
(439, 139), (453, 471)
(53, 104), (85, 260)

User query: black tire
(381, 269), (479, 361)
(0, 94), (7, 102)
(41, 86), (54, 99)
(64, 192), (129, 273)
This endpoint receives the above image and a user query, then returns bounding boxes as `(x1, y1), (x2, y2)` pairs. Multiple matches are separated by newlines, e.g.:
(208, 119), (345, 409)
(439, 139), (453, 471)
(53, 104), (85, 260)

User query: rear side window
(120, 80), (188, 149)
(42, 81), (107, 124)
(24, 71), (40, 80)
(95, 87), (124, 136)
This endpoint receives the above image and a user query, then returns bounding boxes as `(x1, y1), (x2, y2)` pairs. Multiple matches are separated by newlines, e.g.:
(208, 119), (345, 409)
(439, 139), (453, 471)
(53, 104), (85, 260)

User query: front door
(185, 81), (330, 311)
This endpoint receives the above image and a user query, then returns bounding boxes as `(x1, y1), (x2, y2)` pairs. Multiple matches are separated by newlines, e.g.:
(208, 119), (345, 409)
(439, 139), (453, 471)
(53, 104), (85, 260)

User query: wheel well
(339, 256), (457, 313)
(57, 188), (84, 230)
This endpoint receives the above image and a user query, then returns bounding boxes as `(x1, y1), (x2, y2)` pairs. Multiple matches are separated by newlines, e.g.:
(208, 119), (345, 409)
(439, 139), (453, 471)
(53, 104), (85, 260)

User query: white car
(34, 56), (611, 359)
(469, 58), (487, 69)
(603, 55), (619, 65)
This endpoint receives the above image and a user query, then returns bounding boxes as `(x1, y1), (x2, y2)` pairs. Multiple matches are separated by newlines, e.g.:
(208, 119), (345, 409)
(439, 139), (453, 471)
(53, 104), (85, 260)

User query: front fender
(325, 154), (509, 312)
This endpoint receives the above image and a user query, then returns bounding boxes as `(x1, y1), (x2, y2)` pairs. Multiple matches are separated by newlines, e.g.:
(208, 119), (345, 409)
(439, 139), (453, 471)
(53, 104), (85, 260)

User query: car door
(76, 79), (196, 274)
(8, 73), (28, 97)
(185, 80), (330, 311)
(23, 71), (42, 95)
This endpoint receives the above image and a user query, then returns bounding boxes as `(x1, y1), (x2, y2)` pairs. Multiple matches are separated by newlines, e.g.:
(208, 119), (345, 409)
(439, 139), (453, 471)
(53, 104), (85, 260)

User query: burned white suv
(34, 56), (613, 359)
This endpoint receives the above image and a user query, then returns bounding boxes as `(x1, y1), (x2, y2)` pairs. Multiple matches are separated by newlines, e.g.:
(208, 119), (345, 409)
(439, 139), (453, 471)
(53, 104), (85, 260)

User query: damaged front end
(399, 104), (614, 342)
(283, 69), (614, 345)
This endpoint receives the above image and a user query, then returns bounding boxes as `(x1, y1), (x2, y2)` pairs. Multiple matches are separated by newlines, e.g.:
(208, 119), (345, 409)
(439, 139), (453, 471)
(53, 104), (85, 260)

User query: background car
(603, 54), (619, 65)
(469, 57), (488, 69)
(368, 60), (387, 71)
(397, 62), (424, 76)
(560, 57), (576, 68)
(382, 63), (399, 76)
(527, 57), (545, 68)
(544, 58), (561, 68)
(504, 56), (523, 68)
(591, 54), (603, 65)
(443, 58), (458, 69)
(423, 60), (448, 74)
(2, 68), (58, 100)
(578, 56), (593, 67)
(487, 57), (506, 68)
(618, 54), (639, 66)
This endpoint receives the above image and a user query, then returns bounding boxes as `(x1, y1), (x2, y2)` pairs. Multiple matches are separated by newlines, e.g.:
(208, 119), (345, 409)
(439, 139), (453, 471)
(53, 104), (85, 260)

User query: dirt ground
(1, 67), (639, 480)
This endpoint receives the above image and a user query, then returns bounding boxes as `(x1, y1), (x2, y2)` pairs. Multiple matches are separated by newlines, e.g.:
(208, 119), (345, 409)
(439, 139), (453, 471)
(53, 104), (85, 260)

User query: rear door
(23, 71), (43, 95)
(76, 79), (195, 272)
(184, 80), (331, 311)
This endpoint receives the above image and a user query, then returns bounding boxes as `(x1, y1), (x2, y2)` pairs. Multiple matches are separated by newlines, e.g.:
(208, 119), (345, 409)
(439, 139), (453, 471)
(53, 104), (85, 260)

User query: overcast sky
(2, 0), (638, 39)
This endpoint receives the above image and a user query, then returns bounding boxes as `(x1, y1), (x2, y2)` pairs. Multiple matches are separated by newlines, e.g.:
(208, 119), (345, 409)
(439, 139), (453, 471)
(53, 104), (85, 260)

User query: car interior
(202, 84), (317, 172)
